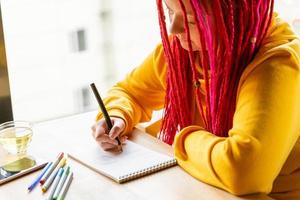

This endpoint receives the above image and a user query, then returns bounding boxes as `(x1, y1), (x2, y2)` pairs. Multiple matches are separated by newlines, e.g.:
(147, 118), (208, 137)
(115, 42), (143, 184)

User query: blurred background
(0, 0), (299, 123)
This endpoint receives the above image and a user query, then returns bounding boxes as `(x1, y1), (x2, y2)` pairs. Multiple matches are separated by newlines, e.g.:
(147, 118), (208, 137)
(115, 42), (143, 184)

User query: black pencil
(90, 83), (122, 146)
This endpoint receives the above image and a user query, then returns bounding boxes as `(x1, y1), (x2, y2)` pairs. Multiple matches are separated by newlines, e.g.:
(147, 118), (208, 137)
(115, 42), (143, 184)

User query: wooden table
(0, 111), (274, 200)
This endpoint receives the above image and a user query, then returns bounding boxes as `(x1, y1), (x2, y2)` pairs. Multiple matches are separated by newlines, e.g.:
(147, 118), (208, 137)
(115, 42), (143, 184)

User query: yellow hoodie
(96, 14), (300, 199)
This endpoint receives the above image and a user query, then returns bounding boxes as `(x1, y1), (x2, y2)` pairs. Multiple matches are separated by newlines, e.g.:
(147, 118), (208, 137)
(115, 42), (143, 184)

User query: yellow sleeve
(174, 39), (300, 194)
(96, 44), (167, 134)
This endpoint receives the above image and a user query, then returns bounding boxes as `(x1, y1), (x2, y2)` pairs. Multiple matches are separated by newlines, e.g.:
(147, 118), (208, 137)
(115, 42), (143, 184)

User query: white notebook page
(68, 137), (176, 182)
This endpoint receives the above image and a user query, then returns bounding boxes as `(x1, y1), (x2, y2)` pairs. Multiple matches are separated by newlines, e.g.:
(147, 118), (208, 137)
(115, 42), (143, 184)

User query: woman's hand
(91, 117), (127, 151)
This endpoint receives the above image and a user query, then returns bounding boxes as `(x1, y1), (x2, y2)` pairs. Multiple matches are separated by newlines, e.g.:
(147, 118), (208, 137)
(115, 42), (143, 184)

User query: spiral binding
(118, 159), (177, 183)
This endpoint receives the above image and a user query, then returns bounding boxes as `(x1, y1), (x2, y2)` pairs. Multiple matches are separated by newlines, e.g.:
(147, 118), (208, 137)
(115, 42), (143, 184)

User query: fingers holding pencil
(91, 117), (126, 151)
(90, 83), (126, 152)
(99, 135), (127, 151)
(108, 118), (126, 139)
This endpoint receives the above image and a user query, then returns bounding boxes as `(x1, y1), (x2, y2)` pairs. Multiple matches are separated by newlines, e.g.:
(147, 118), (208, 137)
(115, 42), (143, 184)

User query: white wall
(275, 0), (300, 35)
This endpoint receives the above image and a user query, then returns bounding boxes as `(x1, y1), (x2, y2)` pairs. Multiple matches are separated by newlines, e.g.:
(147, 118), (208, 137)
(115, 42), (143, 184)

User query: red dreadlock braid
(157, 0), (193, 144)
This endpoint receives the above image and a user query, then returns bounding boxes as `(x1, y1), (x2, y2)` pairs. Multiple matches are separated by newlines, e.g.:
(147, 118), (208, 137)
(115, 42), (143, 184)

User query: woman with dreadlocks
(91, 0), (300, 198)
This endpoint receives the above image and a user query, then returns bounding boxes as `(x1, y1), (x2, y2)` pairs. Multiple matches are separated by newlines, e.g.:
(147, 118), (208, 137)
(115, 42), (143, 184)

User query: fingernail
(108, 130), (114, 138)
(111, 132), (118, 140)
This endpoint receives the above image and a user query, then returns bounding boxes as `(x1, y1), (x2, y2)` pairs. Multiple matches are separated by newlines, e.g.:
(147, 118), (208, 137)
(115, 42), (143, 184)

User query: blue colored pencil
(27, 162), (52, 192)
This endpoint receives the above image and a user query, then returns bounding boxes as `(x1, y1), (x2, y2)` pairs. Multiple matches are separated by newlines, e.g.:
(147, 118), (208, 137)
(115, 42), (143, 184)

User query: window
(1, 0), (160, 122)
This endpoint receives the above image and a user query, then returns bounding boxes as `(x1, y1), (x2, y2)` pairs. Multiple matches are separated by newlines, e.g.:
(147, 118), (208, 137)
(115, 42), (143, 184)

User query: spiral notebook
(68, 139), (177, 183)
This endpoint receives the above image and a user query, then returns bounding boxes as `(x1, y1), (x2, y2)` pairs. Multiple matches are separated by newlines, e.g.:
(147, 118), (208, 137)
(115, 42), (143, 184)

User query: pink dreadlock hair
(157, 0), (275, 145)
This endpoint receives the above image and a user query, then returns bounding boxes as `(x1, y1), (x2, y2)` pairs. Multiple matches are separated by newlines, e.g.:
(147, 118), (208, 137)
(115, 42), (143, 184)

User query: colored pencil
(40, 152), (64, 185)
(27, 162), (52, 192)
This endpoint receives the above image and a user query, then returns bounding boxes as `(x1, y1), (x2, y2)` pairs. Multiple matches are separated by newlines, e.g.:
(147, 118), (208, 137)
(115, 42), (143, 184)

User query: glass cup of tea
(0, 121), (33, 156)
